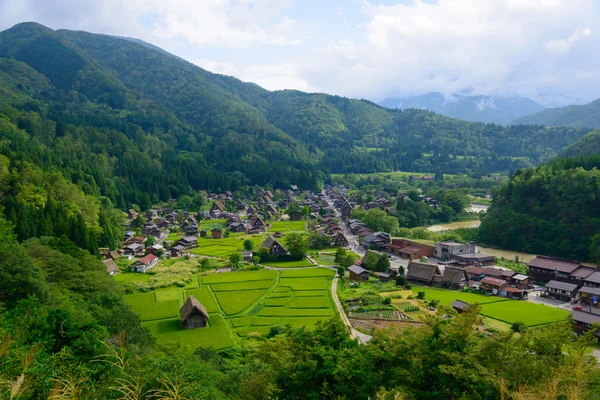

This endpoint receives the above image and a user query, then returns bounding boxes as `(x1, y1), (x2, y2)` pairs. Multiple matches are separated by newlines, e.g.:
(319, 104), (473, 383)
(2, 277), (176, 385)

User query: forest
(479, 154), (600, 262)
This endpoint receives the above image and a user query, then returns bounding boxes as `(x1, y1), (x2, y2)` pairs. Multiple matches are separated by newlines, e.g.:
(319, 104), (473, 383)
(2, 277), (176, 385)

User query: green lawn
(210, 280), (275, 292)
(416, 287), (510, 305)
(264, 259), (314, 268)
(188, 234), (267, 257)
(269, 221), (306, 232)
(125, 293), (179, 321)
(198, 219), (227, 231)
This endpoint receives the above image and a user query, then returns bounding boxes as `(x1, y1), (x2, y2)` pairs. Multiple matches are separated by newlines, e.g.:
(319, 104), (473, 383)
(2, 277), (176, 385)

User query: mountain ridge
(512, 98), (600, 129)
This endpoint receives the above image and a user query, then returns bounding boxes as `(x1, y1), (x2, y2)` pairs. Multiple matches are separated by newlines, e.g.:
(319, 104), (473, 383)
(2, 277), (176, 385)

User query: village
(100, 183), (600, 349)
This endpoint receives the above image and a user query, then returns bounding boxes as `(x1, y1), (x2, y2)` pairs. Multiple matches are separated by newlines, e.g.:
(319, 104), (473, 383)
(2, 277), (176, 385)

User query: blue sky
(1, 0), (600, 107)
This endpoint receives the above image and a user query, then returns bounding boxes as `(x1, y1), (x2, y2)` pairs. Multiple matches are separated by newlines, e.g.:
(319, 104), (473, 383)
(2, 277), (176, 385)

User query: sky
(1, 0), (599, 107)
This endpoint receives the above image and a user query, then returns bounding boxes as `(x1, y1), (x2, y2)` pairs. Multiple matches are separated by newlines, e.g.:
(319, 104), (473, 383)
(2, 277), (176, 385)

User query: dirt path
(331, 275), (372, 344)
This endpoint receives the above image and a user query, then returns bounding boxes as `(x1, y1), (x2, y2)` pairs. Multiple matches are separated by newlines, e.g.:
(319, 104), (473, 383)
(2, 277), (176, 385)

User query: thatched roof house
(180, 296), (209, 330)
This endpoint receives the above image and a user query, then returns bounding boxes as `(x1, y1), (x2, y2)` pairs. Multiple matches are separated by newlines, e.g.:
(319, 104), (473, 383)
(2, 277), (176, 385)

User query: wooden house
(211, 228), (223, 239)
(480, 277), (507, 295)
(441, 266), (467, 289)
(348, 265), (369, 282)
(332, 232), (349, 247)
(528, 256), (582, 283)
(544, 280), (579, 302)
(260, 236), (288, 256)
(388, 238), (435, 259)
(210, 201), (225, 216)
(451, 299), (470, 314)
(178, 236), (198, 249)
(199, 230), (207, 238)
(407, 261), (441, 285)
(579, 286), (600, 309)
(571, 310), (600, 341)
(103, 259), (119, 275)
(180, 296), (209, 330)
(130, 254), (159, 273)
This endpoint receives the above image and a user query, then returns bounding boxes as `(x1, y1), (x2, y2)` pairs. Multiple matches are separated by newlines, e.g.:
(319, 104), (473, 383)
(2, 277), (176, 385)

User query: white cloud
(545, 28), (591, 55)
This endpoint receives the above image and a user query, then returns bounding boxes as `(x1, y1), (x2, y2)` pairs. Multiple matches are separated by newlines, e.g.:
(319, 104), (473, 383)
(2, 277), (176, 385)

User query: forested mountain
(513, 98), (600, 128)
(561, 130), (600, 157)
(479, 155), (600, 261)
(379, 92), (545, 124)
(0, 22), (594, 250)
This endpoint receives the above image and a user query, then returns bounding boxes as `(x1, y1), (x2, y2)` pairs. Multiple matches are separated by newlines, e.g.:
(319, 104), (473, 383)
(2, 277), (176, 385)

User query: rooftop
(528, 256), (581, 274)
(545, 280), (578, 292)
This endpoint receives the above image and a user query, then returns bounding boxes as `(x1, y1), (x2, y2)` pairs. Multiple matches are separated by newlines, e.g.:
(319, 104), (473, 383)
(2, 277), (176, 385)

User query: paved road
(331, 274), (372, 343)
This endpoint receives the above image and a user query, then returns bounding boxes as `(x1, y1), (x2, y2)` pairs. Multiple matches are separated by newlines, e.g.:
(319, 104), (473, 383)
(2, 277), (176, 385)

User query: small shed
(103, 259), (118, 275)
(451, 299), (470, 313)
(348, 265), (369, 282)
(180, 296), (209, 330)
(212, 228), (223, 239)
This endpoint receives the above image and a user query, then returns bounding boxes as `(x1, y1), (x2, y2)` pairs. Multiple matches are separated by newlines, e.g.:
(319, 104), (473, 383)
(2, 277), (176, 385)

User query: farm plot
(417, 287), (510, 306)
(203, 270), (276, 284)
(289, 297), (331, 309)
(279, 277), (330, 291)
(143, 314), (233, 350)
(264, 297), (292, 307)
(270, 221), (306, 232)
(279, 269), (334, 278)
(258, 308), (334, 317)
(295, 291), (327, 297)
(480, 301), (569, 327)
(210, 280), (274, 292)
(189, 234), (266, 257)
(215, 290), (268, 315)
(125, 293), (179, 321)
(185, 287), (220, 313)
(264, 259), (313, 268)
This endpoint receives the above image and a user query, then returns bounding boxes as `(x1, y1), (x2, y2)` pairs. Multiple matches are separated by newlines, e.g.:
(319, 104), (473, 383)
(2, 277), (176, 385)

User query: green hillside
(513, 98), (600, 129)
(561, 130), (600, 157)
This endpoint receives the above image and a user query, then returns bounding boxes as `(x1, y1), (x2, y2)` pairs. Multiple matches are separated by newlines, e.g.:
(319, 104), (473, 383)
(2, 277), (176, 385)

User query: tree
(337, 266), (345, 277)
(251, 256), (260, 265)
(284, 233), (308, 259)
(395, 275), (408, 287)
(362, 209), (399, 235)
(243, 239), (254, 251)
(229, 252), (242, 268)
(375, 255), (390, 272)
(511, 321), (527, 333)
(145, 236), (156, 248)
(308, 233), (330, 249)
(417, 291), (426, 299)
(363, 252), (379, 271)
(399, 265), (405, 276)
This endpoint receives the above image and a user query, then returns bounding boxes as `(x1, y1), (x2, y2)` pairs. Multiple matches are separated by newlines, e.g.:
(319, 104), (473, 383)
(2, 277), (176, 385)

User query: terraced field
(124, 268), (337, 350)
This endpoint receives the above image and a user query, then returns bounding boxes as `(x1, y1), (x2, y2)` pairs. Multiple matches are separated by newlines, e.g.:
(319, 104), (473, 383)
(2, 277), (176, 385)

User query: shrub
(407, 295), (414, 299)
(382, 297), (392, 305)
(417, 291), (426, 299)
(268, 325), (285, 337)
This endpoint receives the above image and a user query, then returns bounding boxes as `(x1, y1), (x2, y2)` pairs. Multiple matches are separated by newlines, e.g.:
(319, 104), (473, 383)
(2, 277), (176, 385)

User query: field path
(331, 275), (372, 344)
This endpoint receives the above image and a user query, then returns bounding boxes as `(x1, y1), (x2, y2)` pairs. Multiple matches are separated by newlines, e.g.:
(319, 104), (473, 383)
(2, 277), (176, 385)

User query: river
(427, 220), (481, 232)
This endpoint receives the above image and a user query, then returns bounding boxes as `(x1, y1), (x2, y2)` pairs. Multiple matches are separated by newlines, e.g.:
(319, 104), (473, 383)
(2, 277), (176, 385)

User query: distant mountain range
(512, 98), (600, 129)
(379, 92), (545, 125)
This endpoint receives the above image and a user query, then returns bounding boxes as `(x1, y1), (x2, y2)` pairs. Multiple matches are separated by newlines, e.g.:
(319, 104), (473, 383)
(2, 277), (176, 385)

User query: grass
(236, 326), (272, 337)
(415, 287), (510, 306)
(125, 293), (179, 321)
(258, 308), (334, 317)
(289, 297), (331, 309)
(480, 301), (569, 327)
(210, 280), (275, 292)
(295, 291), (327, 297)
(279, 268), (335, 278)
(114, 272), (152, 283)
(186, 287), (220, 313)
(269, 221), (306, 232)
(198, 219), (227, 230)
(143, 314), (233, 350)
(214, 290), (268, 315)
(202, 270), (276, 284)
(279, 277), (332, 291)
(251, 317), (282, 326)
(264, 297), (292, 307)
(187, 234), (267, 257)
(264, 259), (314, 268)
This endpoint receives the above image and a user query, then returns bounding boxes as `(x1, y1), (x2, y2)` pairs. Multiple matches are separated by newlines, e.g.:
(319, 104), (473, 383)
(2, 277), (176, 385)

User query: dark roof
(528, 256), (581, 273)
(466, 266), (486, 276)
(407, 261), (440, 282)
(180, 296), (209, 322)
(260, 235), (287, 252)
(454, 252), (495, 260)
(442, 266), (466, 285)
(348, 265), (368, 275)
(181, 236), (197, 243)
(570, 267), (596, 279)
(584, 271), (600, 284)
(135, 254), (158, 265)
(571, 310), (600, 325)
(579, 286), (600, 296)
(451, 299), (470, 311)
(501, 270), (516, 278)
(545, 280), (578, 292)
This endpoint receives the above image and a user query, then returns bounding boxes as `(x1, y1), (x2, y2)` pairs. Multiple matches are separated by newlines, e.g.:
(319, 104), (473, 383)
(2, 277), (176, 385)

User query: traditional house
(210, 201), (225, 216)
(348, 265), (369, 282)
(252, 216), (266, 230)
(451, 300), (470, 314)
(332, 232), (349, 247)
(229, 222), (246, 233)
(171, 245), (185, 257)
(583, 271), (600, 288)
(178, 236), (198, 249)
(528, 256), (582, 283)
(124, 243), (144, 256)
(407, 261), (442, 285)
(199, 230), (207, 238)
(510, 274), (532, 290)
(579, 286), (600, 309)
(544, 280), (579, 302)
(340, 200), (354, 217)
(571, 310), (600, 341)
(130, 254), (159, 273)
(127, 209), (139, 219)
(362, 232), (391, 250)
(441, 266), (467, 289)
(103, 259), (119, 275)
(147, 244), (164, 256)
(240, 251), (253, 263)
(211, 228), (223, 239)
(378, 270), (397, 282)
(569, 267), (596, 283)
(180, 296), (209, 330)
(480, 277), (507, 295)
(260, 236), (288, 256)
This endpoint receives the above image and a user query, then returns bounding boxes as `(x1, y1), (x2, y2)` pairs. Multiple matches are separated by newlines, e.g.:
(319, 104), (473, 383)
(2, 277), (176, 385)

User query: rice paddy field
(269, 220), (306, 232)
(416, 286), (569, 327)
(124, 267), (337, 350)
(187, 234), (267, 257)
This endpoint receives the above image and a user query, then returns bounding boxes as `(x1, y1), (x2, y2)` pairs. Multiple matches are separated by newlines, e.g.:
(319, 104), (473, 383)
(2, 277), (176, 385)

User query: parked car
(573, 305), (583, 310)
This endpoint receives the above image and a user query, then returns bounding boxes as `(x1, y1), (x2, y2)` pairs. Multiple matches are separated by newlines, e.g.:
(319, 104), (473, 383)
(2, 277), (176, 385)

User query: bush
(395, 275), (408, 287)
(417, 291), (426, 300)
(382, 297), (392, 305)
(337, 266), (345, 277)
(268, 325), (285, 337)
(407, 295), (414, 299)
(510, 321), (527, 333)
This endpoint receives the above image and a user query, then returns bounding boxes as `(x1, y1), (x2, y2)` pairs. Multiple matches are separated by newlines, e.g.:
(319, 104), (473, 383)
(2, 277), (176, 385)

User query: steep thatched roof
(180, 295), (209, 322)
